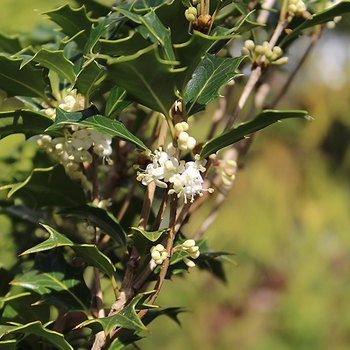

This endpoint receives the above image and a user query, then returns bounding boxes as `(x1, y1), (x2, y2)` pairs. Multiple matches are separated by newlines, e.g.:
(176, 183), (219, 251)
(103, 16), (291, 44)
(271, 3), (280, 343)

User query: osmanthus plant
(0, 0), (349, 348)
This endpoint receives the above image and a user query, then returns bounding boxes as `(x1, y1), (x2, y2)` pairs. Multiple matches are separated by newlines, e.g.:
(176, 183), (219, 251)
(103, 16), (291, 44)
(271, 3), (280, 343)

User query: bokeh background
(1, 1), (350, 349)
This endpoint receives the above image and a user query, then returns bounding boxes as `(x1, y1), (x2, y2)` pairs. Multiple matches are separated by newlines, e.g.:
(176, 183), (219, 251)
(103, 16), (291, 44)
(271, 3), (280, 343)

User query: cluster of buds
(178, 239), (200, 268)
(150, 244), (168, 265)
(287, 0), (307, 17)
(37, 89), (113, 191)
(184, 4), (212, 33)
(174, 121), (197, 151)
(325, 0), (343, 29)
(241, 40), (288, 67)
(185, 6), (197, 22)
(136, 143), (213, 203)
(216, 159), (237, 187)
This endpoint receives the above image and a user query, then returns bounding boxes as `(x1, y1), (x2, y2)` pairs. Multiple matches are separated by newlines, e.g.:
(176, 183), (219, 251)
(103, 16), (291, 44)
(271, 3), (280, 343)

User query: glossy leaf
(43, 4), (96, 50)
(11, 249), (92, 313)
(0, 55), (47, 100)
(0, 110), (53, 140)
(120, 0), (174, 12)
(0, 321), (73, 350)
(20, 224), (116, 278)
(2, 165), (87, 209)
(118, 9), (175, 61)
(174, 27), (242, 90)
(200, 110), (312, 158)
(26, 48), (76, 85)
(104, 45), (183, 116)
(184, 53), (245, 116)
(0, 33), (22, 53)
(74, 59), (108, 98)
(76, 292), (151, 334)
(105, 87), (131, 119)
(280, 1), (350, 46)
(0, 292), (50, 325)
(58, 204), (127, 247)
(46, 107), (148, 151)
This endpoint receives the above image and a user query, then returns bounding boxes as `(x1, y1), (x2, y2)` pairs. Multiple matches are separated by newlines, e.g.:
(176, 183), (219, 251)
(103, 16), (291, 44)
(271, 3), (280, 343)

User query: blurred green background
(1, 1), (350, 350)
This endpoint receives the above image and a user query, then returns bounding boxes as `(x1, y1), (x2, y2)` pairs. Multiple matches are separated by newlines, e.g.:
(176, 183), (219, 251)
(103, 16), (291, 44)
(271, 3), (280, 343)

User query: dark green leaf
(184, 53), (245, 116)
(200, 110), (312, 158)
(134, 10), (176, 61)
(0, 292), (50, 325)
(120, 0), (173, 12)
(26, 48), (76, 85)
(279, 1), (350, 47)
(0, 321), (73, 350)
(74, 0), (111, 17)
(1, 165), (87, 209)
(0, 33), (22, 53)
(0, 110), (53, 140)
(20, 224), (116, 278)
(58, 204), (127, 247)
(43, 4), (96, 50)
(75, 59), (108, 98)
(104, 45), (183, 116)
(105, 87), (132, 119)
(76, 292), (151, 334)
(46, 107), (148, 151)
(0, 55), (47, 100)
(11, 249), (92, 313)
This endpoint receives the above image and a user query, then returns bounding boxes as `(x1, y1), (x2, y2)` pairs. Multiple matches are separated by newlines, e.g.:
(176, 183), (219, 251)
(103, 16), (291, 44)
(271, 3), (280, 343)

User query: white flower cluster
(174, 121), (197, 151)
(287, 0), (307, 16)
(38, 89), (113, 191)
(242, 40), (288, 66)
(136, 143), (212, 203)
(150, 244), (168, 265)
(43, 89), (85, 119)
(37, 127), (113, 191)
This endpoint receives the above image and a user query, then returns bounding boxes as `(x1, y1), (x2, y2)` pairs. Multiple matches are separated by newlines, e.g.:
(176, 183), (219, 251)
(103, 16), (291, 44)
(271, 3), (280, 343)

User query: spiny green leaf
(43, 4), (96, 50)
(75, 59), (108, 99)
(11, 249), (92, 314)
(118, 9), (175, 61)
(46, 107), (148, 151)
(58, 204), (127, 247)
(99, 32), (151, 56)
(25, 48), (76, 85)
(105, 87), (132, 119)
(104, 45), (183, 116)
(120, 0), (174, 12)
(279, 1), (350, 47)
(174, 27), (242, 90)
(76, 292), (152, 334)
(0, 110), (53, 140)
(1, 165), (87, 209)
(184, 53), (245, 116)
(20, 224), (116, 278)
(0, 55), (47, 100)
(130, 227), (169, 243)
(200, 110), (312, 158)
(0, 33), (22, 53)
(0, 321), (73, 350)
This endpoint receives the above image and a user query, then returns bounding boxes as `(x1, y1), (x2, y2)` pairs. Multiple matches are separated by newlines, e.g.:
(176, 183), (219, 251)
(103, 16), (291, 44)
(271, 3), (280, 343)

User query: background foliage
(0, 1), (350, 350)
